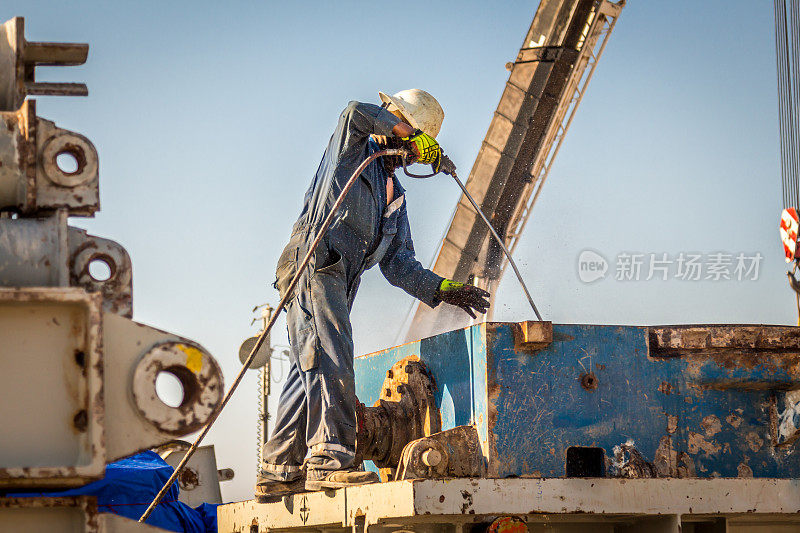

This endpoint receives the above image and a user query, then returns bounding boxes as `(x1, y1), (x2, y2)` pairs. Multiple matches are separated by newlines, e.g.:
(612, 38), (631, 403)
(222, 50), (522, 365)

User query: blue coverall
(261, 102), (443, 482)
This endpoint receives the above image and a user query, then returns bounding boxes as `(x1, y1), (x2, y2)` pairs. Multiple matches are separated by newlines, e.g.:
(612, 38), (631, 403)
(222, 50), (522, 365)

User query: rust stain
(677, 452), (696, 477)
(666, 415), (678, 434)
(745, 431), (764, 452)
(737, 462), (754, 478)
(726, 413), (743, 428)
(459, 490), (473, 514)
(654, 435), (676, 476)
(701, 414), (722, 437)
(687, 432), (721, 455)
(178, 466), (199, 491)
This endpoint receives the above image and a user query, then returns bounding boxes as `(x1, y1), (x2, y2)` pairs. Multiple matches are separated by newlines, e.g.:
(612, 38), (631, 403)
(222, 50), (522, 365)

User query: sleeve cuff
(374, 107), (401, 137)
(417, 270), (445, 308)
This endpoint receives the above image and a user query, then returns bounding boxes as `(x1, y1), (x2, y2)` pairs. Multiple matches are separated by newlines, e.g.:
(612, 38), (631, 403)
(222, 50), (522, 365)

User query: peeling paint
(701, 414), (722, 437)
(737, 462), (753, 478)
(745, 431), (764, 453)
(687, 432), (721, 455)
(726, 413), (743, 428)
(666, 415), (678, 434)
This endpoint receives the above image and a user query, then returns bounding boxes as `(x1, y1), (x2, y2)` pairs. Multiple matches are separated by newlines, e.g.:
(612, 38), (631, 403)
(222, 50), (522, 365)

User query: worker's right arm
(339, 101), (406, 140)
(392, 121), (415, 138)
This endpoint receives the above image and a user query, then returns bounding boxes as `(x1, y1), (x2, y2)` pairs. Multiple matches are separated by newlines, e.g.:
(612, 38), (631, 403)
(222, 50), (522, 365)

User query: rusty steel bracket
(0, 216), (132, 317)
(395, 425), (485, 481)
(0, 287), (224, 489)
(69, 227), (133, 317)
(0, 101), (99, 216)
(513, 320), (553, 352)
(356, 356), (442, 481)
(0, 17), (88, 112)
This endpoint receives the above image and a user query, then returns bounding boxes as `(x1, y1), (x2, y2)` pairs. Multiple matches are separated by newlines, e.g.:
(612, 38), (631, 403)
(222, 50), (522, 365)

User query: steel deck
(217, 478), (800, 532)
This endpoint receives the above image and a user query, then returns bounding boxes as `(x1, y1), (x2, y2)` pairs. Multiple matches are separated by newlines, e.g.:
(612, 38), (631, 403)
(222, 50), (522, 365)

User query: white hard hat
(378, 89), (444, 138)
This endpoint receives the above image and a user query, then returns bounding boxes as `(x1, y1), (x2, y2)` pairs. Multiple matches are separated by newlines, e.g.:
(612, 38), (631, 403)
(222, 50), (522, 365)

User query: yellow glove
(402, 129), (441, 168)
(437, 279), (490, 318)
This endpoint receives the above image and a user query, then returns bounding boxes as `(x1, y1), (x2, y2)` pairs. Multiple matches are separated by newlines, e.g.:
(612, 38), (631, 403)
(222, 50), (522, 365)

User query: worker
(256, 89), (490, 497)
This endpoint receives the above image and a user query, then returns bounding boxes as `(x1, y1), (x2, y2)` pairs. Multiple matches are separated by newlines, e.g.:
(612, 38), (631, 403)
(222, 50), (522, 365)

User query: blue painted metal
(355, 322), (800, 479)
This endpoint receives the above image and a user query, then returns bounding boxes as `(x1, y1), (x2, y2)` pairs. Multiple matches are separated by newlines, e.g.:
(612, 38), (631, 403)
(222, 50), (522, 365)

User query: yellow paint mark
(178, 345), (203, 373)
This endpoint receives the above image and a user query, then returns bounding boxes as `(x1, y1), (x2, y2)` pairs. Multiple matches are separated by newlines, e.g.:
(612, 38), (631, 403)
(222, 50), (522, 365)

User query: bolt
(580, 372), (598, 391)
(386, 370), (394, 379)
(421, 448), (442, 467)
(405, 364), (415, 373)
(384, 388), (392, 397)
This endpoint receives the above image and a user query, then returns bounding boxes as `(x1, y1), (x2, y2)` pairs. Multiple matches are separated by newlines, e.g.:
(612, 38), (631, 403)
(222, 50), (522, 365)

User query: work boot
(305, 469), (380, 491)
(254, 475), (306, 503)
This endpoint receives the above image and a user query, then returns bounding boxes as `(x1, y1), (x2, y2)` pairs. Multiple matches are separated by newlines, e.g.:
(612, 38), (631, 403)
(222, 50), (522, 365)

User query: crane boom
(405, 0), (624, 341)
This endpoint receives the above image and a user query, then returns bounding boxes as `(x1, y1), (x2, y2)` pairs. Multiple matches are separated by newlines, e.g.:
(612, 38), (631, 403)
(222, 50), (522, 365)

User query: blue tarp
(11, 451), (217, 533)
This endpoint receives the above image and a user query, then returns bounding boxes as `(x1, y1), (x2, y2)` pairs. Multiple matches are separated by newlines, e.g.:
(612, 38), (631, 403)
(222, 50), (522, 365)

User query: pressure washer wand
(433, 154), (542, 321)
(139, 148), (408, 524)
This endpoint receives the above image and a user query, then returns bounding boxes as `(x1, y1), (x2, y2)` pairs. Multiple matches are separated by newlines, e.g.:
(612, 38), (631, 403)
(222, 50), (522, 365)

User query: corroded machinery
(0, 17), (224, 532)
(220, 321), (800, 532)
(357, 322), (800, 481)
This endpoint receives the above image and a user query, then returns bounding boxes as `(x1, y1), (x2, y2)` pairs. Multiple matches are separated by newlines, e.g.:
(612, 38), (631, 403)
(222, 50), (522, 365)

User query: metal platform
(217, 477), (800, 532)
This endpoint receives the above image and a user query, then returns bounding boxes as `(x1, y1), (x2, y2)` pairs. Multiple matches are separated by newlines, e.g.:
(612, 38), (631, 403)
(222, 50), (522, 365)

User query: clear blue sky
(3, 1), (786, 501)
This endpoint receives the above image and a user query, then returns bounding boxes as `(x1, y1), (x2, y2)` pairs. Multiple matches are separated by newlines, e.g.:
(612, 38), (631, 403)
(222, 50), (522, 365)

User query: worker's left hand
(437, 279), (491, 318)
(402, 129), (441, 169)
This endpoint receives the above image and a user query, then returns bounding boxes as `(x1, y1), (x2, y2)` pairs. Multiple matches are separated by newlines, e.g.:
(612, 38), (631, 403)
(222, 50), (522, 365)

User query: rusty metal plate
(0, 496), (165, 532)
(0, 497), (99, 533)
(0, 288), (104, 488)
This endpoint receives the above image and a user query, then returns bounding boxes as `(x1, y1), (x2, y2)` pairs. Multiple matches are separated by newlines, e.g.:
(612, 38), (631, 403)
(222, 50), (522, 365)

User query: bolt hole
(88, 257), (113, 282)
(56, 151), (79, 174)
(155, 365), (200, 410)
(580, 372), (598, 391)
(156, 371), (185, 408)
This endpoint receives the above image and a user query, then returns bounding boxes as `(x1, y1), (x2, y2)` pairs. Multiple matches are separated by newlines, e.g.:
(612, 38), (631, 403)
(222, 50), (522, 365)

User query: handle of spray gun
(400, 151), (457, 179)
